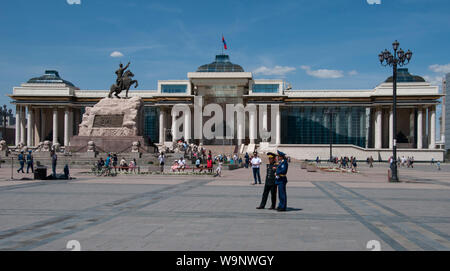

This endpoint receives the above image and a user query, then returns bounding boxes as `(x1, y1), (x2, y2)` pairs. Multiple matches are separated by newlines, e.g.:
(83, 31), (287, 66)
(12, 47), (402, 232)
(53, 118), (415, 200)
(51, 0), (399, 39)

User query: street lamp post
(379, 40), (413, 182)
(0, 105), (13, 141)
(324, 108), (337, 162)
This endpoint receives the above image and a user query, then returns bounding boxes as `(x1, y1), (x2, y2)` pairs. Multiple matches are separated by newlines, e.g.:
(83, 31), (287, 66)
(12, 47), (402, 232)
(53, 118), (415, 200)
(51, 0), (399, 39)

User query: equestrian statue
(108, 61), (139, 98)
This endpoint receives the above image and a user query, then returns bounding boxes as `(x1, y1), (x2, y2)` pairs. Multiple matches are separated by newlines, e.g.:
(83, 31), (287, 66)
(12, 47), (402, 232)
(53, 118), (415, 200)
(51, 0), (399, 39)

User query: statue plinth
(78, 96), (143, 136)
(69, 97), (149, 153)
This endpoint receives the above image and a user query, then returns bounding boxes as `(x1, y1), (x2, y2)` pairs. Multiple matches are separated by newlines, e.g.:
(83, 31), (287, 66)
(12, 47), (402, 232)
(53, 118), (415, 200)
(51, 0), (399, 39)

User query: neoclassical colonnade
(157, 104), (282, 145)
(372, 105), (436, 149)
(14, 105), (80, 147)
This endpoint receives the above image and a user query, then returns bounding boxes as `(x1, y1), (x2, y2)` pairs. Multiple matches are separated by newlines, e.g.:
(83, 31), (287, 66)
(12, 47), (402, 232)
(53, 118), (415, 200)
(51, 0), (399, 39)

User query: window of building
(252, 84), (279, 93)
(161, 84), (187, 93)
(143, 107), (159, 143)
(281, 106), (367, 148)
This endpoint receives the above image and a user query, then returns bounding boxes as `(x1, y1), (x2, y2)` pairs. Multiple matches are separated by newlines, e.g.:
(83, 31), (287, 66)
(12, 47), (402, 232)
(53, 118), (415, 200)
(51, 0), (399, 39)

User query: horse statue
(108, 70), (139, 99)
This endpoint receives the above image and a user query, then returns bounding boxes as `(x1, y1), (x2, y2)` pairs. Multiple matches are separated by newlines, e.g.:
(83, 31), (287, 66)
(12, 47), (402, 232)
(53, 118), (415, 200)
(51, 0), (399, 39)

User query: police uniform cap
(267, 152), (276, 158)
(277, 150), (286, 157)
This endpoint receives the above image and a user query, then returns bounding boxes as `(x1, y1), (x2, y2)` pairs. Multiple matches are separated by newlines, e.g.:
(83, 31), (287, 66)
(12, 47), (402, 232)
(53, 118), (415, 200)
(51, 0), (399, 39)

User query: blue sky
(1, 0), (449, 136)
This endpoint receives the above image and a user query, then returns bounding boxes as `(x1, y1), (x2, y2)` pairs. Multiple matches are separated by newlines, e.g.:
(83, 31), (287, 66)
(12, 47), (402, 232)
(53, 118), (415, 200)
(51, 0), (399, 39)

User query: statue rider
(115, 62), (130, 90)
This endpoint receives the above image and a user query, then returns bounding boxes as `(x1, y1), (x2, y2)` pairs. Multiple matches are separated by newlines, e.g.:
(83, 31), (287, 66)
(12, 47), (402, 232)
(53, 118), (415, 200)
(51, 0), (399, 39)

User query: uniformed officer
(256, 152), (278, 210)
(275, 150), (289, 212)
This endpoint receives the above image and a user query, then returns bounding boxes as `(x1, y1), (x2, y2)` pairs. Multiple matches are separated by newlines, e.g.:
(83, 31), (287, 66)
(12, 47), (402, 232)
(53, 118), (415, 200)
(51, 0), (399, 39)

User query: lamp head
(393, 40), (399, 51)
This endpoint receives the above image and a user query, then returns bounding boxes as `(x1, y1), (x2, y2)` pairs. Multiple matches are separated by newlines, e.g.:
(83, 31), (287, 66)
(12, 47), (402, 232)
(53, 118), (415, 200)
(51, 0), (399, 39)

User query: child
(214, 161), (223, 177)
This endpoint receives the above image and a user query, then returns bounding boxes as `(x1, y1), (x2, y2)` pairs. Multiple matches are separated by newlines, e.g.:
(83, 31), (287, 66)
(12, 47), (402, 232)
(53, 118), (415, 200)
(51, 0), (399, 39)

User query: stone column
(249, 109), (256, 144)
(171, 108), (177, 141)
(27, 106), (33, 147)
(375, 107), (382, 149)
(237, 116), (244, 146)
(429, 105), (436, 149)
(389, 108), (394, 149)
(64, 107), (70, 146)
(53, 108), (59, 145)
(40, 108), (46, 142)
(275, 106), (281, 145)
(184, 107), (191, 143)
(15, 105), (20, 145)
(409, 109), (415, 145)
(159, 108), (165, 144)
(417, 107), (423, 149)
(262, 106), (268, 132)
(20, 106), (26, 145)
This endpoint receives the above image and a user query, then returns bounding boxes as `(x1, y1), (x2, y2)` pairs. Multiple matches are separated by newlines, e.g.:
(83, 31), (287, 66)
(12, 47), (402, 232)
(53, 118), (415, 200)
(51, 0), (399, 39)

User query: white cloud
(67, 0), (81, 4)
(348, 70), (358, 76)
(253, 65), (296, 76)
(429, 64), (450, 74)
(110, 51), (124, 58)
(301, 65), (344, 79)
(423, 75), (444, 87)
(367, 0), (381, 4)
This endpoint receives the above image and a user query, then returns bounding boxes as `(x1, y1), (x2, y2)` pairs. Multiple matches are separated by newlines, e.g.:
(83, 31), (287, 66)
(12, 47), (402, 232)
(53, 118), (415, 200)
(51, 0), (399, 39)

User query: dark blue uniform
(26, 152), (34, 173)
(17, 153), (25, 173)
(275, 154), (288, 211)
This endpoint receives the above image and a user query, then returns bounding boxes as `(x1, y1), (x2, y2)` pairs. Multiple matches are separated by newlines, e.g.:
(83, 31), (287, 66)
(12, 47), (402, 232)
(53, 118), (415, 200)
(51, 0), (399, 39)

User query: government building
(9, 54), (445, 161)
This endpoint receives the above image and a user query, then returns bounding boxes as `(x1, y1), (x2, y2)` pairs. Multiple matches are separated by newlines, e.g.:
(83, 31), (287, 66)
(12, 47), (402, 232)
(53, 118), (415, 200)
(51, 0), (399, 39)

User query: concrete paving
(0, 162), (449, 251)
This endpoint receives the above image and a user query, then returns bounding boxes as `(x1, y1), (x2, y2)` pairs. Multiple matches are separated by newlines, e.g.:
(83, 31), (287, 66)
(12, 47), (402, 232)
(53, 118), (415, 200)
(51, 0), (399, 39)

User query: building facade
(444, 73), (450, 151)
(9, 55), (445, 161)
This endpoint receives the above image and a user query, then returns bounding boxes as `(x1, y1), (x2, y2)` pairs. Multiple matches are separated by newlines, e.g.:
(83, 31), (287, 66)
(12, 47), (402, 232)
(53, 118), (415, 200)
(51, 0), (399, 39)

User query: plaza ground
(0, 162), (449, 251)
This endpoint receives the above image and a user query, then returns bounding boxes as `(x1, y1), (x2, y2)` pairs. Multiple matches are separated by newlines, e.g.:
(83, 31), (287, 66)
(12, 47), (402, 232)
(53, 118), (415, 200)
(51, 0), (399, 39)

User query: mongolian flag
(222, 35), (227, 50)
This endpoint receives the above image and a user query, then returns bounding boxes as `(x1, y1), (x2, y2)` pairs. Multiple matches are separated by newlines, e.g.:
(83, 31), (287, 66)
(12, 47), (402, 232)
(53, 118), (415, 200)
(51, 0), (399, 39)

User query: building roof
(385, 68), (425, 83)
(27, 70), (76, 87)
(196, 54), (244, 72)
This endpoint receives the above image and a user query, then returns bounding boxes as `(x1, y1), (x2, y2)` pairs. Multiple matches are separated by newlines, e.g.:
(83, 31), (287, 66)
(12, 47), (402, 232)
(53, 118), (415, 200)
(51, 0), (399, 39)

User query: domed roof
(385, 68), (425, 83)
(27, 70), (76, 87)
(196, 54), (244, 72)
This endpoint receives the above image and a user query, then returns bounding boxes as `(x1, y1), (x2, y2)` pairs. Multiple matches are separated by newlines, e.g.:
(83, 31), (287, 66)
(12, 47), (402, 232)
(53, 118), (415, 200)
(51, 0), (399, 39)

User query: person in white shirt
(178, 157), (185, 172)
(251, 152), (262, 185)
(158, 152), (165, 173)
(214, 161), (222, 177)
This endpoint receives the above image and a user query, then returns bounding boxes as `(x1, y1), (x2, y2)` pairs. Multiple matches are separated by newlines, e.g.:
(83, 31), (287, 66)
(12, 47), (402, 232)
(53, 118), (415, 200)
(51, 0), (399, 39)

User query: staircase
(201, 145), (238, 156)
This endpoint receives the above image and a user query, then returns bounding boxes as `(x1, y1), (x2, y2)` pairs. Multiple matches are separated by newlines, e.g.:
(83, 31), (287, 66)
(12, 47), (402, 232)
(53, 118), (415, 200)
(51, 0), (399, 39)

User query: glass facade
(161, 84), (187, 93)
(143, 107), (159, 142)
(252, 84), (279, 93)
(281, 106), (367, 147)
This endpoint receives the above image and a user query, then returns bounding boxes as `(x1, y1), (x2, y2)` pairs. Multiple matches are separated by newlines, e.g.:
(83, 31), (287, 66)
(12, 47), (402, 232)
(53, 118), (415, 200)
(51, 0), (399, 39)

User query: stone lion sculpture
(87, 141), (96, 152)
(0, 140), (7, 151)
(42, 141), (51, 152)
(131, 141), (140, 153)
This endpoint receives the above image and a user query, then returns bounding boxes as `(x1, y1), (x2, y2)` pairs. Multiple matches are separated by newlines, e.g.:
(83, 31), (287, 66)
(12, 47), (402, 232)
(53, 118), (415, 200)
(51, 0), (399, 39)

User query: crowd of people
(95, 153), (139, 175)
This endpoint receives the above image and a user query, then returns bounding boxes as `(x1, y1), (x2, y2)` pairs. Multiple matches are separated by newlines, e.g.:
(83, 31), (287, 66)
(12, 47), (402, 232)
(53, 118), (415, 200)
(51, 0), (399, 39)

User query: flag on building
(222, 36), (227, 50)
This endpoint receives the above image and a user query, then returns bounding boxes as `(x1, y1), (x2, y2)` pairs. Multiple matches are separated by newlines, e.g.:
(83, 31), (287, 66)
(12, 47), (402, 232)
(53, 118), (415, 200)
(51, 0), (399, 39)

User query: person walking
(275, 150), (289, 212)
(112, 153), (118, 172)
(26, 150), (34, 174)
(256, 152), (278, 210)
(17, 151), (25, 173)
(214, 160), (223, 177)
(369, 156), (374, 168)
(207, 157), (213, 173)
(158, 152), (165, 173)
(251, 152), (262, 185)
(51, 150), (57, 178)
(244, 152), (250, 169)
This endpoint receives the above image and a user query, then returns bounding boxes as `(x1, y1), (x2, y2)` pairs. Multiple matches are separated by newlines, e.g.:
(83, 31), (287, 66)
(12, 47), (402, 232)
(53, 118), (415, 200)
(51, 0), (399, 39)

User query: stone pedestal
(78, 96), (144, 137)
(69, 97), (149, 153)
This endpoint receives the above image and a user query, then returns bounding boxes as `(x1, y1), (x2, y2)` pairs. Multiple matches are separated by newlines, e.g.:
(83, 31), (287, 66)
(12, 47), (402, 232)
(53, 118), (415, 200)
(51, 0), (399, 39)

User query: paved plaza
(0, 162), (449, 251)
